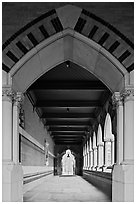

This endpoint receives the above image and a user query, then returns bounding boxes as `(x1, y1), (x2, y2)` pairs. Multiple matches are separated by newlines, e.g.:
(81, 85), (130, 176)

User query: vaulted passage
(2, 3), (134, 202)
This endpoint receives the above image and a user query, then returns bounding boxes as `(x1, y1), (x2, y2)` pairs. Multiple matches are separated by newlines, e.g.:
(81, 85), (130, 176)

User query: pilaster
(112, 87), (134, 201)
(2, 87), (23, 202)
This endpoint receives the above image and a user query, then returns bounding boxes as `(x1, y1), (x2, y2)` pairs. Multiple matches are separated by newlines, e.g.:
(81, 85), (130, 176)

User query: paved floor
(23, 175), (111, 202)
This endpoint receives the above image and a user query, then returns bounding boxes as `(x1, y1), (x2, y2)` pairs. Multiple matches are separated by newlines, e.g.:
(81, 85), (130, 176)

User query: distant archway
(61, 149), (75, 175)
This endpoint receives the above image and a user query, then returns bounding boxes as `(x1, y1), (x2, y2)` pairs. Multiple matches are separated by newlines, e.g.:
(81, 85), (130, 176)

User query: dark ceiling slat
(30, 81), (107, 90)
(49, 127), (87, 131)
(49, 125), (88, 128)
(46, 121), (91, 126)
(41, 113), (94, 118)
(51, 131), (85, 136)
(53, 135), (84, 138)
(35, 100), (101, 108)
(54, 140), (83, 143)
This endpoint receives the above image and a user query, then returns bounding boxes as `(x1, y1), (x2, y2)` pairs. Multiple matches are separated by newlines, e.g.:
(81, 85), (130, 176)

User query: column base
(2, 161), (23, 202)
(112, 161), (134, 202)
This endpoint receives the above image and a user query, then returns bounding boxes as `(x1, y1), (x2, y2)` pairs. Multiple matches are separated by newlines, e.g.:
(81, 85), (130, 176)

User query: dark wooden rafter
(35, 100), (101, 108)
(41, 113), (95, 118)
(51, 131), (85, 135)
(45, 121), (91, 126)
(48, 126), (88, 131)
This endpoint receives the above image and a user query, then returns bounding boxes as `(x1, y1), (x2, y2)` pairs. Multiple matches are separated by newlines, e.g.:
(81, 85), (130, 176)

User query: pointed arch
(93, 131), (97, 149)
(97, 124), (103, 145)
(104, 113), (114, 141)
(2, 5), (133, 94)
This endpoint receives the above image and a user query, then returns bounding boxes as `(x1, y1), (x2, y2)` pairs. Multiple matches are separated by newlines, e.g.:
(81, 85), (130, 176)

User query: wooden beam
(41, 113), (94, 118)
(46, 121), (91, 126)
(51, 131), (85, 136)
(49, 127), (87, 131)
(35, 100), (101, 108)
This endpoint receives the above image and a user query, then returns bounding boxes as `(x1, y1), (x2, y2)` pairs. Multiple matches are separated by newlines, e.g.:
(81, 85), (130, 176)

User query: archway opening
(61, 149), (75, 176)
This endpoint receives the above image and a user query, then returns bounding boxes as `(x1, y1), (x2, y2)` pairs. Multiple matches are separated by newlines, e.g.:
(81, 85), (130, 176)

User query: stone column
(87, 141), (89, 169)
(2, 86), (14, 161)
(122, 87), (134, 162)
(84, 144), (86, 169)
(93, 147), (97, 170)
(83, 146), (85, 169)
(104, 138), (111, 167)
(89, 137), (93, 170)
(112, 87), (134, 201)
(92, 132), (97, 170)
(2, 87), (23, 202)
(112, 92), (123, 164)
(111, 138), (115, 165)
(13, 92), (24, 163)
(97, 142), (104, 170)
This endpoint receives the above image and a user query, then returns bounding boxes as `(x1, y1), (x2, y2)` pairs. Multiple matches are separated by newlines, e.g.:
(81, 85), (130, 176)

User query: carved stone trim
(121, 86), (134, 101)
(2, 87), (15, 101)
(13, 92), (24, 107)
(112, 92), (123, 107)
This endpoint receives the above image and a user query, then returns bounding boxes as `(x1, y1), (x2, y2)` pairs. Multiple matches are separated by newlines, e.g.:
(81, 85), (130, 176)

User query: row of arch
(83, 113), (114, 172)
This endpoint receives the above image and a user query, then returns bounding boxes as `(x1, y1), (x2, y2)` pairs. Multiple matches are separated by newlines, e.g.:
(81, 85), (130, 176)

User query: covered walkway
(2, 3), (134, 202)
(23, 175), (110, 202)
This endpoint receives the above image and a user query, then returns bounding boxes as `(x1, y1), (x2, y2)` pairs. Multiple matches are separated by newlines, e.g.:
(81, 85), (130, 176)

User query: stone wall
(21, 95), (54, 167)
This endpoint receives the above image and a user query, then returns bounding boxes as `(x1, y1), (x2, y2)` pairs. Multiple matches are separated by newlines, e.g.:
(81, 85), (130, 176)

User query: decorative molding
(121, 86), (134, 100)
(2, 87), (15, 101)
(14, 92), (24, 105)
(112, 92), (123, 107)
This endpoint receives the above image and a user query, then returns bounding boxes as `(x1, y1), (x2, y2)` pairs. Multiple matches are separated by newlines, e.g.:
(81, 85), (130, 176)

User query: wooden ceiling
(27, 61), (110, 145)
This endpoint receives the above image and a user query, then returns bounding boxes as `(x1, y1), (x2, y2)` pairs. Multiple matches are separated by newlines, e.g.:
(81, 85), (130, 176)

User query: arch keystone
(56, 5), (82, 29)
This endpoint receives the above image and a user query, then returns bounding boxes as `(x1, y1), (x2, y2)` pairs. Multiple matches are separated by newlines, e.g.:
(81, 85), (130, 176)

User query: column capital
(13, 92), (24, 107)
(2, 86), (15, 102)
(121, 86), (134, 102)
(112, 92), (123, 107)
(104, 137), (114, 142)
(97, 142), (104, 146)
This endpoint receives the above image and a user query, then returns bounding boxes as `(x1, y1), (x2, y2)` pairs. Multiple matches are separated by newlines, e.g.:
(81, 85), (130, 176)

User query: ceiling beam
(35, 100), (101, 108)
(45, 121), (91, 126)
(53, 135), (84, 138)
(55, 141), (83, 144)
(51, 131), (85, 136)
(29, 81), (107, 90)
(48, 127), (87, 131)
(41, 113), (94, 118)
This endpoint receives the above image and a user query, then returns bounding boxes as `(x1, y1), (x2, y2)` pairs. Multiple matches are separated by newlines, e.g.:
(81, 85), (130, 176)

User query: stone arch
(97, 124), (104, 168)
(97, 124), (103, 145)
(2, 5), (133, 94)
(104, 113), (114, 141)
(93, 131), (97, 149)
(61, 149), (76, 175)
(104, 113), (115, 167)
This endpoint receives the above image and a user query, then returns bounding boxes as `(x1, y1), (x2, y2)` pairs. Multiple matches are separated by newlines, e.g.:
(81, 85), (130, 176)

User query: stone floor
(23, 175), (111, 202)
